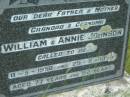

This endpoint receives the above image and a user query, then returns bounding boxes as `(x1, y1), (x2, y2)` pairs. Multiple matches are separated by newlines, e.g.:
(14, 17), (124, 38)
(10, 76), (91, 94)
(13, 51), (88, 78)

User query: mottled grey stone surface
(42, 73), (130, 97)
(1, 75), (130, 97)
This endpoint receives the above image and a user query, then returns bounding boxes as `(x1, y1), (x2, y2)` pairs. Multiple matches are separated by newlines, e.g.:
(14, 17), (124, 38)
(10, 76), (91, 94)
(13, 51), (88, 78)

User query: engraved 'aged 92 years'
(0, 0), (129, 97)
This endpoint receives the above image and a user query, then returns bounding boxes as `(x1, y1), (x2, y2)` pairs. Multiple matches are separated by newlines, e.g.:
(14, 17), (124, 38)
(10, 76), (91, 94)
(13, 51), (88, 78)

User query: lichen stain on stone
(99, 25), (112, 32)
(80, 23), (90, 30)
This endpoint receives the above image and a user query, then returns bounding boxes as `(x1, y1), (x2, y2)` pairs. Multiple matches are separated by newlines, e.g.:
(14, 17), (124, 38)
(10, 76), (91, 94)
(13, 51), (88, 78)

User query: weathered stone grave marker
(0, 0), (129, 97)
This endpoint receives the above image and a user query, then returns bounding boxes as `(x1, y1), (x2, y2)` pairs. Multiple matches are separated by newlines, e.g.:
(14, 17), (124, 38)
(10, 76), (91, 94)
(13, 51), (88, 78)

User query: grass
(125, 33), (130, 74)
